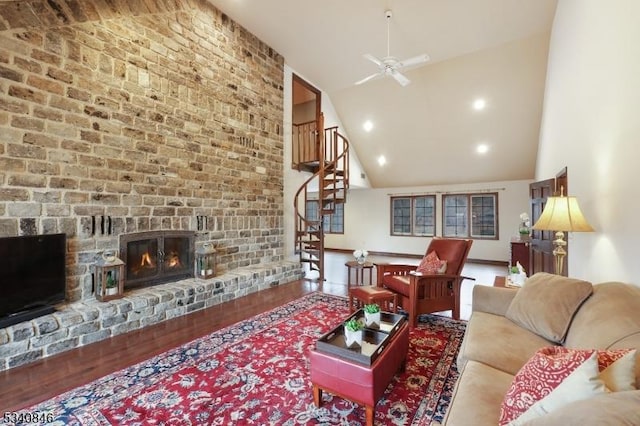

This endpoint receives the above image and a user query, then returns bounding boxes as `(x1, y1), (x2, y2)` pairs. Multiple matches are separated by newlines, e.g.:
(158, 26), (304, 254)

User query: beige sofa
(442, 273), (640, 425)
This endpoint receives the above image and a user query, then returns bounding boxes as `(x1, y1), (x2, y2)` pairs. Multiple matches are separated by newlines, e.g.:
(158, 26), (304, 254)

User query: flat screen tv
(0, 233), (66, 328)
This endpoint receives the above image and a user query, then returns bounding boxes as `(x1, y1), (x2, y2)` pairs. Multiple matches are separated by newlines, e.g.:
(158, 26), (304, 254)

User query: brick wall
(0, 0), (287, 302)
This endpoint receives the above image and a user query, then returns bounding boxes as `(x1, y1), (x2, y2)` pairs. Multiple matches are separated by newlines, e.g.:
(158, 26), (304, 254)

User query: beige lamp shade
(532, 196), (594, 232)
(532, 194), (594, 275)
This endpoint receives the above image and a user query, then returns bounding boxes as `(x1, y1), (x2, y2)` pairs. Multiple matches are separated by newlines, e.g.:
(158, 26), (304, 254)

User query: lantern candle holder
(93, 250), (125, 302)
(195, 242), (216, 279)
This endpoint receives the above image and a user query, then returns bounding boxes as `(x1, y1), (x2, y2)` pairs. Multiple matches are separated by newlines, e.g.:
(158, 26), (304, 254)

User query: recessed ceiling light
(476, 144), (489, 154)
(363, 120), (374, 132)
(473, 99), (486, 111)
(377, 155), (387, 166)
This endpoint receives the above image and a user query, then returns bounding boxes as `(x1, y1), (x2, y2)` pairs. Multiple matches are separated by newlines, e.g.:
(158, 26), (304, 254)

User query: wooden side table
(494, 276), (522, 289)
(345, 260), (375, 286)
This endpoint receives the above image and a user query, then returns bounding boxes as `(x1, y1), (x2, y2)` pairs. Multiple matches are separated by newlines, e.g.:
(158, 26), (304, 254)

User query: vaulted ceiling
(209, 0), (558, 188)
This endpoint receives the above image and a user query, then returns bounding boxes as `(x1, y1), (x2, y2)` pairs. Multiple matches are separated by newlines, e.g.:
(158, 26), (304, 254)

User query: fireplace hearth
(120, 231), (195, 289)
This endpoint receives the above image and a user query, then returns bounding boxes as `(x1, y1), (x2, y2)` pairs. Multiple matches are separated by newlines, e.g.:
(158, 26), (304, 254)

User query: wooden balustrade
(292, 120), (319, 167)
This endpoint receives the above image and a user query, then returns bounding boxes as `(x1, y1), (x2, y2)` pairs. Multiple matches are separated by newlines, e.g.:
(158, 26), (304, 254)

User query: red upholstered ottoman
(349, 285), (398, 313)
(309, 321), (409, 426)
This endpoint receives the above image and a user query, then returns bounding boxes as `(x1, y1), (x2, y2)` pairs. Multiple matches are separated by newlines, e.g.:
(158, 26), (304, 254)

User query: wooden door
(556, 167), (568, 197)
(529, 178), (556, 275)
(292, 74), (321, 166)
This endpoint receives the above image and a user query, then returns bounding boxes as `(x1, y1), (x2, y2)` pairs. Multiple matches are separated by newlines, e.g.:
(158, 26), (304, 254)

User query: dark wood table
(345, 260), (375, 286)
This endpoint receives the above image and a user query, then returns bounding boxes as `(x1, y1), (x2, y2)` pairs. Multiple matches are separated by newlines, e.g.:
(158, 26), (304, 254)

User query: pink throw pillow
(416, 251), (447, 274)
(499, 346), (637, 425)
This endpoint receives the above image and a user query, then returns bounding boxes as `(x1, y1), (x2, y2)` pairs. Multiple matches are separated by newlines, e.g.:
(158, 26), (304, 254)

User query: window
(443, 195), (468, 237)
(324, 201), (344, 234)
(305, 200), (344, 234)
(443, 193), (498, 239)
(470, 194), (497, 238)
(391, 197), (411, 235)
(391, 196), (435, 236)
(305, 200), (320, 232)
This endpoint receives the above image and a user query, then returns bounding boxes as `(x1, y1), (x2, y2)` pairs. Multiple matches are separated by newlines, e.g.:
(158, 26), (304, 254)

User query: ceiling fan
(355, 10), (430, 87)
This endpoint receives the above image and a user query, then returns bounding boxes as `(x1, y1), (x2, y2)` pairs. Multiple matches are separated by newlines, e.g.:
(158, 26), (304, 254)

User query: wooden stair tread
(294, 119), (350, 284)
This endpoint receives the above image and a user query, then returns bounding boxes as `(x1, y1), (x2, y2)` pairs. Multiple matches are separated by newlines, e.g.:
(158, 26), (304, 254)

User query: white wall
(536, 1), (640, 283)
(293, 100), (315, 123)
(283, 65), (532, 264)
(326, 180), (532, 262)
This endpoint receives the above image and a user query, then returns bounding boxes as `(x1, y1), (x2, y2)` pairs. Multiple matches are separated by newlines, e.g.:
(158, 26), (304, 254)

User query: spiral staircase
(293, 114), (350, 282)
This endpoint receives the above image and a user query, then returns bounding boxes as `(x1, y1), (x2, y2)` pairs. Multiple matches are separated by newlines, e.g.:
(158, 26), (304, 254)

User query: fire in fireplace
(119, 231), (195, 289)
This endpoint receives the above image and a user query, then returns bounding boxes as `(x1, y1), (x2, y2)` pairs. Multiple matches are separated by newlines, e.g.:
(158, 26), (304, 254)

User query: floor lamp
(531, 190), (594, 275)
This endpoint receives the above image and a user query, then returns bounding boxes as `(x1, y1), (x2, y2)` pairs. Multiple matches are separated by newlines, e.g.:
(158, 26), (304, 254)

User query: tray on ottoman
(315, 310), (406, 366)
(353, 310), (405, 337)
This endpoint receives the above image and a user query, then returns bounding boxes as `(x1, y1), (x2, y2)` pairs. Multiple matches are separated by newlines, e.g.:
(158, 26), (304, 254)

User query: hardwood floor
(0, 252), (504, 412)
(0, 279), (331, 412)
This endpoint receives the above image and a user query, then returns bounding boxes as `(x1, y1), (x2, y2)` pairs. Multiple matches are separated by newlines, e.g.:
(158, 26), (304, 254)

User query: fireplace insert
(119, 231), (195, 289)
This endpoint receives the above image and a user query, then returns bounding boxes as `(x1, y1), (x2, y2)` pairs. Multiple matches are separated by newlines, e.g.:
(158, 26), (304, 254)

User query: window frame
(305, 199), (344, 234)
(323, 201), (344, 234)
(442, 192), (499, 240)
(390, 195), (436, 237)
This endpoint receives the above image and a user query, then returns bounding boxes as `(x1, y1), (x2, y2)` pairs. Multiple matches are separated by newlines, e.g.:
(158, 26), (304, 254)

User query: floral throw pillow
(416, 251), (447, 275)
(499, 347), (637, 426)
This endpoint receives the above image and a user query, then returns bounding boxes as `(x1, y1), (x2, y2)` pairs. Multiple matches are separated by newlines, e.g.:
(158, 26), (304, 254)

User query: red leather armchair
(375, 238), (473, 327)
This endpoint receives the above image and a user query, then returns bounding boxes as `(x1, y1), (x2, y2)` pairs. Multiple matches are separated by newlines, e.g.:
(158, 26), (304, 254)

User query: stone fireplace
(120, 231), (195, 289)
(0, 0), (308, 372)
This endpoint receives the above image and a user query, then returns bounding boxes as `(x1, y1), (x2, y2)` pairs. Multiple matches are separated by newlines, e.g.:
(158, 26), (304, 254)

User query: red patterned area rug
(15, 292), (466, 425)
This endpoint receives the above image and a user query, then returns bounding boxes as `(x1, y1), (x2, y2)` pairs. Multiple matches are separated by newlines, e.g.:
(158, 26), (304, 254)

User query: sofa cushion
(599, 349), (638, 391)
(519, 390), (640, 426)
(458, 311), (554, 376)
(505, 273), (592, 343)
(563, 282), (640, 388)
(565, 281), (640, 349)
(499, 347), (637, 425)
(442, 360), (513, 426)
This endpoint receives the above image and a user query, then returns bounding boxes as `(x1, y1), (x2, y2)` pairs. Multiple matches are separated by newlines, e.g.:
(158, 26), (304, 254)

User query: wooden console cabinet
(510, 240), (530, 272)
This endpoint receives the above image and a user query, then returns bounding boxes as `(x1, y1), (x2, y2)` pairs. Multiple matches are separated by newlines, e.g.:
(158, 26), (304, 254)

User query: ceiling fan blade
(355, 72), (383, 86)
(363, 53), (384, 68)
(390, 70), (411, 86)
(397, 53), (430, 69)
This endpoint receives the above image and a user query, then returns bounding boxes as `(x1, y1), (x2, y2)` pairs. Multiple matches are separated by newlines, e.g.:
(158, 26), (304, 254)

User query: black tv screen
(0, 233), (66, 326)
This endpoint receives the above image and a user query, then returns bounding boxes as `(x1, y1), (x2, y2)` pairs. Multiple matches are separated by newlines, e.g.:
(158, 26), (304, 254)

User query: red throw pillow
(416, 251), (447, 274)
(499, 347), (637, 425)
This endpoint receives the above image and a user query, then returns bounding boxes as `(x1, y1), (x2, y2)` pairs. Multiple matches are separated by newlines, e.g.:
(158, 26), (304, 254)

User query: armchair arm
(374, 263), (416, 273)
(408, 272), (476, 284)
(375, 263), (417, 288)
(409, 272), (459, 281)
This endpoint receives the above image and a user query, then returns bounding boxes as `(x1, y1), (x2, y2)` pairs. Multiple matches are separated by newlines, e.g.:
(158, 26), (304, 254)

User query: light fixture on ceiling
(476, 144), (489, 154)
(473, 98), (486, 110)
(363, 120), (374, 132)
(377, 155), (387, 166)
